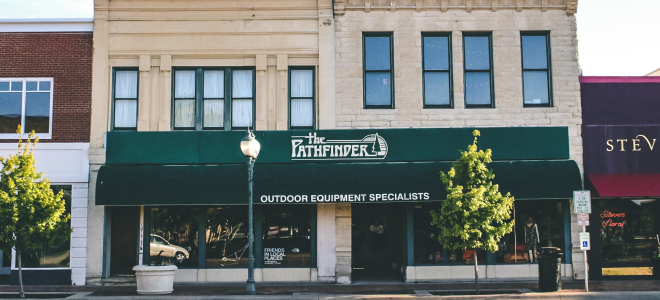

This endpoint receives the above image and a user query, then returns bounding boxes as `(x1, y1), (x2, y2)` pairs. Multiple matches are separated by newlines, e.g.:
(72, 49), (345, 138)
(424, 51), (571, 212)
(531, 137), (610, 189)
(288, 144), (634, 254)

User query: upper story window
(289, 67), (315, 129)
(112, 69), (139, 130)
(521, 32), (552, 107)
(363, 33), (394, 109)
(463, 33), (494, 108)
(173, 68), (254, 131)
(0, 78), (53, 139)
(422, 33), (453, 108)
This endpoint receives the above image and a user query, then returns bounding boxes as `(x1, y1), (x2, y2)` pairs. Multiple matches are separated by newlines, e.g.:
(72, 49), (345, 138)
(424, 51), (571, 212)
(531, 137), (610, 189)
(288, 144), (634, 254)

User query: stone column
(317, 204), (337, 282)
(137, 55), (151, 131)
(276, 54), (288, 130)
(255, 55), (268, 131)
(317, 1), (336, 129)
(335, 203), (352, 284)
(158, 55), (171, 131)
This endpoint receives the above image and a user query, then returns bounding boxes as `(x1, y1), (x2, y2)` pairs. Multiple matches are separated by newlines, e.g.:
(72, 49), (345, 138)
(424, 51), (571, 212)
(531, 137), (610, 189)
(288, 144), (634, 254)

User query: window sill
(0, 133), (51, 140)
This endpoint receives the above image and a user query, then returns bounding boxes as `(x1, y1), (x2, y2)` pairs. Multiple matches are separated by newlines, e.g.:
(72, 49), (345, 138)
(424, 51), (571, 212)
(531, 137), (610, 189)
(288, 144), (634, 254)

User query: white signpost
(573, 191), (591, 292)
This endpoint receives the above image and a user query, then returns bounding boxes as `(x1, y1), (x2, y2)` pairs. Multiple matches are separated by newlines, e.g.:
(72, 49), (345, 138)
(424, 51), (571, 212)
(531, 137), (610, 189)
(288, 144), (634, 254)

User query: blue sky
(0, 0), (658, 76)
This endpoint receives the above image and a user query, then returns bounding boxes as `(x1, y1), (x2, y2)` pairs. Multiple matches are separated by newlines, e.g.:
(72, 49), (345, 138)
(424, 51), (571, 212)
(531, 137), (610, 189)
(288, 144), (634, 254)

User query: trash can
(538, 247), (563, 292)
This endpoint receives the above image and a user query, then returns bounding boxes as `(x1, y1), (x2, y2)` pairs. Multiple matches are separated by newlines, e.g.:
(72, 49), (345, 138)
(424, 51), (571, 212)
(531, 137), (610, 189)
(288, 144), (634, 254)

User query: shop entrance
(351, 203), (404, 282)
(110, 207), (140, 276)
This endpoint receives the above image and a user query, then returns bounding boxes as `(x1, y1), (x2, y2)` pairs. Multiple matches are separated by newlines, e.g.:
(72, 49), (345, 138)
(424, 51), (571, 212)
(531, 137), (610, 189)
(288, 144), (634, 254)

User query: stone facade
(332, 0), (584, 280)
(88, 0), (338, 283)
(88, 0), (584, 284)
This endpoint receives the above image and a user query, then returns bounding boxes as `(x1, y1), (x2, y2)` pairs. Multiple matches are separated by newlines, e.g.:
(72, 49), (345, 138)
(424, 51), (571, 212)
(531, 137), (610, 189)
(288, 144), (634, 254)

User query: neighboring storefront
(96, 126), (581, 282)
(582, 76), (660, 279)
(0, 19), (93, 285)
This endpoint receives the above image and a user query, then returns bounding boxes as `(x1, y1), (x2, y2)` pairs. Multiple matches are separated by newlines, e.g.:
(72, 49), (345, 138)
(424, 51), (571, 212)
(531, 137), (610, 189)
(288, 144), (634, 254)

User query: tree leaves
(0, 127), (71, 258)
(431, 130), (514, 252)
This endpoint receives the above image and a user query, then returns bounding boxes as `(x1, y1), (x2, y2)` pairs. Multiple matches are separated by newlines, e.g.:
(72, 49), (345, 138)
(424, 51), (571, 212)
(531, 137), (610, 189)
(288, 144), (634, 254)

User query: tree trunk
(473, 249), (479, 295)
(17, 249), (24, 298)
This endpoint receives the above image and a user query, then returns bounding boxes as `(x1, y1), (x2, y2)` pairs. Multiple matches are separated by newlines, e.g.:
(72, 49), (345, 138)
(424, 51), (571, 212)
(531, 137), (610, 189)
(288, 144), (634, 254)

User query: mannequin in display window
(525, 217), (540, 263)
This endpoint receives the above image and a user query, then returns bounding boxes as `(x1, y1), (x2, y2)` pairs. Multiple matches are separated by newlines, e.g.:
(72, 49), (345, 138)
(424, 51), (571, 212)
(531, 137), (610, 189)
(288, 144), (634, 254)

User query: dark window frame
(422, 32), (453, 109)
(462, 32), (495, 109)
(521, 31), (553, 107)
(288, 66), (316, 130)
(111, 67), (139, 131)
(171, 67), (256, 131)
(362, 32), (395, 109)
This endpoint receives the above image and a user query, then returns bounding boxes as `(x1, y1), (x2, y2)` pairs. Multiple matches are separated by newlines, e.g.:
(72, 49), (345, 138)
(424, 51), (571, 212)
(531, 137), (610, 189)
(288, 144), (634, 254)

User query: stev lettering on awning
(95, 160), (582, 206)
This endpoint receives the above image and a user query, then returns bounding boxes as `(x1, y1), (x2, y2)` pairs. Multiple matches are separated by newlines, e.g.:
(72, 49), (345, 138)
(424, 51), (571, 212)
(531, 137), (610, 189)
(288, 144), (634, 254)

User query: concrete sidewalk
(1, 279), (659, 299)
(6, 290), (660, 300)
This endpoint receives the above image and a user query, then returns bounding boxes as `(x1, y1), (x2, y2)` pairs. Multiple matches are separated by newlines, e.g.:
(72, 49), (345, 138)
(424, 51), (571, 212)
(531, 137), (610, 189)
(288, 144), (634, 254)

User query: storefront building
(0, 19), (93, 285)
(88, 0), (584, 284)
(582, 76), (660, 279)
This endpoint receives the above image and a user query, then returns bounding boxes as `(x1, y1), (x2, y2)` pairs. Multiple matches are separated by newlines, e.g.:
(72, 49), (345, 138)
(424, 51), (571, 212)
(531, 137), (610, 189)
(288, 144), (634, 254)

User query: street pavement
(0, 279), (659, 299)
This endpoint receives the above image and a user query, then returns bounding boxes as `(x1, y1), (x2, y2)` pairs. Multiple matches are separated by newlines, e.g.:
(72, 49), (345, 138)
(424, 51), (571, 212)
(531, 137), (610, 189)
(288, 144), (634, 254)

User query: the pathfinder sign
(291, 132), (388, 161)
(579, 232), (591, 250)
(574, 190), (591, 214)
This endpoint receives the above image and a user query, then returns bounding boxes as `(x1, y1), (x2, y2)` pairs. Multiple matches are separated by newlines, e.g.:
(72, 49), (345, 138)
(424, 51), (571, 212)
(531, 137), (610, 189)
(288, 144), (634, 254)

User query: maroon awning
(586, 174), (660, 197)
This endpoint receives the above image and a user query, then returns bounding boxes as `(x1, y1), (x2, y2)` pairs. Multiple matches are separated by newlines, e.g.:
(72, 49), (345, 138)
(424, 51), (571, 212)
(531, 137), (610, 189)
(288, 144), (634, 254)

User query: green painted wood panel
(106, 127), (569, 165)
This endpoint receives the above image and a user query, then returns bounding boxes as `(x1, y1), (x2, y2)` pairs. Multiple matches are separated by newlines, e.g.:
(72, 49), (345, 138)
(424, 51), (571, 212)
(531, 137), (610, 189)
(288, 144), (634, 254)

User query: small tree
(0, 126), (70, 297)
(431, 130), (514, 294)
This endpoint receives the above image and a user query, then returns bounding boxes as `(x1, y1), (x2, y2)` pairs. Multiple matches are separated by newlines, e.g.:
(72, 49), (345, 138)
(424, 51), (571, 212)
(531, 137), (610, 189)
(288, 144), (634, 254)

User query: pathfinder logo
(291, 132), (388, 160)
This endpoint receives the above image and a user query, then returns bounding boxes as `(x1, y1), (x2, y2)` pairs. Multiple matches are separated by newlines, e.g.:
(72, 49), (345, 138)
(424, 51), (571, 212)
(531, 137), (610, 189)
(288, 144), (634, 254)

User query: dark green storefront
(97, 127), (581, 280)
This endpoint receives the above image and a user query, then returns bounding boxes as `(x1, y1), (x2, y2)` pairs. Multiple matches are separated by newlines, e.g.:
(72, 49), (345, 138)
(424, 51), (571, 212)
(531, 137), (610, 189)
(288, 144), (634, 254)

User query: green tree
(431, 130), (514, 294)
(0, 126), (71, 297)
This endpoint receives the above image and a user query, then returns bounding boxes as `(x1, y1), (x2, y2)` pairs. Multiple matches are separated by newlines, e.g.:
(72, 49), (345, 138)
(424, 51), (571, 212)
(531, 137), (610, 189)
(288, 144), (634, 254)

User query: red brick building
(0, 19), (92, 286)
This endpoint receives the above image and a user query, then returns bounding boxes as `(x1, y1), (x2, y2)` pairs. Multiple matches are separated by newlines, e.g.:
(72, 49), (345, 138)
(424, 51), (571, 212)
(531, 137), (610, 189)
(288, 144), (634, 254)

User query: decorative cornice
(334, 0), (579, 15)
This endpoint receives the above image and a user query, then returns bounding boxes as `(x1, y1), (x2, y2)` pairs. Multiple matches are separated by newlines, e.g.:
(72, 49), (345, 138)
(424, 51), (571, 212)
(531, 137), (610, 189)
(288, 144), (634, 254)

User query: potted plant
(133, 235), (187, 294)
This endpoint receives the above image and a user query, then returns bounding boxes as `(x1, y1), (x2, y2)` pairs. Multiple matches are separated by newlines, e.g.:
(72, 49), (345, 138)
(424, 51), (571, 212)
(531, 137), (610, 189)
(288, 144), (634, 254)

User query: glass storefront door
(598, 199), (660, 276)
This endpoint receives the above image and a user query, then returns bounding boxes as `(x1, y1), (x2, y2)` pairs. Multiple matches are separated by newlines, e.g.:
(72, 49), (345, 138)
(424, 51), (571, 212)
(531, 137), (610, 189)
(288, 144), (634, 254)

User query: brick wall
(0, 33), (93, 143)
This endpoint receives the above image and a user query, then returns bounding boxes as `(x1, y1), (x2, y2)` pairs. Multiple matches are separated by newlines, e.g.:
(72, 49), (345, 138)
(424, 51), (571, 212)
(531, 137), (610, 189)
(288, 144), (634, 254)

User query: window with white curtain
(172, 68), (254, 131)
(174, 70), (196, 129)
(231, 70), (253, 129)
(113, 70), (138, 130)
(289, 68), (314, 129)
(0, 77), (54, 138)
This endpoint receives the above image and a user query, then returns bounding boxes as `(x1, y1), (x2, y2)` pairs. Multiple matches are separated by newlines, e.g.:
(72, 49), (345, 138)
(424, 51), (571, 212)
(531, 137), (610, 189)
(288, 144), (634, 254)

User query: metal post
(583, 225), (588, 292)
(246, 157), (256, 295)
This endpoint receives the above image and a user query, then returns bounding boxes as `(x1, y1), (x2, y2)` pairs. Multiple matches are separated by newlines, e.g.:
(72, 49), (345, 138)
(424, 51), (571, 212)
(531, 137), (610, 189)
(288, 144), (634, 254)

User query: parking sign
(574, 190), (591, 215)
(579, 232), (590, 250)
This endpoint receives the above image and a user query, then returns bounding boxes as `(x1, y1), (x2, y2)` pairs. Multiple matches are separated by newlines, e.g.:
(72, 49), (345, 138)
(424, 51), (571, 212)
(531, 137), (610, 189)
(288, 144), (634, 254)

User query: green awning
(95, 160), (582, 206)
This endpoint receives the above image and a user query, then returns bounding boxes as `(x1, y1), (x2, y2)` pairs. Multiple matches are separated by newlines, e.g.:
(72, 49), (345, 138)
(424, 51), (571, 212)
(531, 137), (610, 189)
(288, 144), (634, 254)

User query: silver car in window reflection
(150, 234), (190, 262)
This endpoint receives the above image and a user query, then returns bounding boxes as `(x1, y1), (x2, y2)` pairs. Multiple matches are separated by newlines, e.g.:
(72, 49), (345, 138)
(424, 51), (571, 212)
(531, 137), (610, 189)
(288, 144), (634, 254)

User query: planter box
(133, 265), (178, 294)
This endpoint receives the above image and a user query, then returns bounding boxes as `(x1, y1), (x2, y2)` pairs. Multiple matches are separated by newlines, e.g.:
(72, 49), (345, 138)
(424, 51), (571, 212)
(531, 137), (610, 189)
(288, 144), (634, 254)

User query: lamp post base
(246, 281), (256, 295)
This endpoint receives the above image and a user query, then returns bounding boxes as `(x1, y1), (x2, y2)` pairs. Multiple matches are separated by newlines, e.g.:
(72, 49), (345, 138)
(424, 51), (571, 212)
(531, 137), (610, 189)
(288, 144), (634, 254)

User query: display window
(598, 199), (660, 276)
(494, 200), (566, 264)
(20, 185), (71, 268)
(150, 207), (199, 268)
(261, 206), (312, 267)
(205, 206), (249, 267)
(414, 203), (487, 265)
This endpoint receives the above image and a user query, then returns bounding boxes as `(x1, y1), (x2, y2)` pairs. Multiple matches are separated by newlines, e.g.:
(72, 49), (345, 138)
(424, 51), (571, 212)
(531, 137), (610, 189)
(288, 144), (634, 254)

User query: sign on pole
(574, 190), (592, 215)
(579, 232), (591, 250)
(578, 214), (589, 226)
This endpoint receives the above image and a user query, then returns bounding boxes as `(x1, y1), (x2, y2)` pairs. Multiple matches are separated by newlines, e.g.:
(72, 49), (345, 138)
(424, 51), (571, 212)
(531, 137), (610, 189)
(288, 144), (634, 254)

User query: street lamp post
(240, 129), (260, 295)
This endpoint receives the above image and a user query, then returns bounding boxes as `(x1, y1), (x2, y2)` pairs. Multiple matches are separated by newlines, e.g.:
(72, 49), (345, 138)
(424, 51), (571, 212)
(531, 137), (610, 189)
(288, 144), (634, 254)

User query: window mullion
(21, 79), (26, 135)
(224, 68), (232, 131)
(195, 68), (203, 131)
